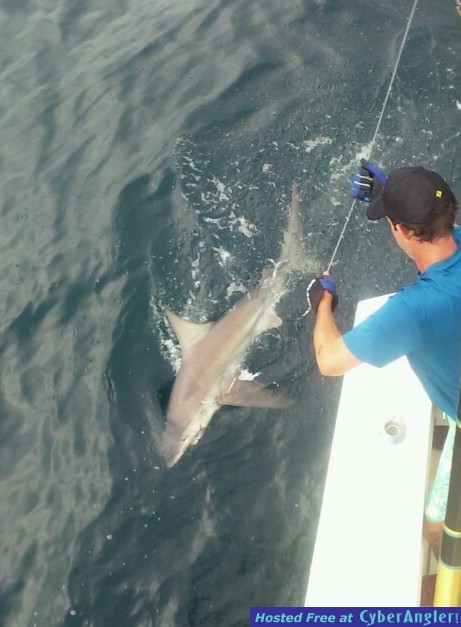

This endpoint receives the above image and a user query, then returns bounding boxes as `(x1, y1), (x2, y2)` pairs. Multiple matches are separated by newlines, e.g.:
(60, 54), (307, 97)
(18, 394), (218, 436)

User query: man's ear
(397, 223), (415, 240)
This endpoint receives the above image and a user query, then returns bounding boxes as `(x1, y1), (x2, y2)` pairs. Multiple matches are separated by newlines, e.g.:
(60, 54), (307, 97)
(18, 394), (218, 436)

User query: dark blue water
(0, 1), (459, 625)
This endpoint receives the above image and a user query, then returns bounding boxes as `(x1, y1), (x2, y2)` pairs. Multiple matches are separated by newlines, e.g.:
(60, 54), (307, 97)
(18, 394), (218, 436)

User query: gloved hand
(306, 275), (339, 313)
(350, 159), (387, 202)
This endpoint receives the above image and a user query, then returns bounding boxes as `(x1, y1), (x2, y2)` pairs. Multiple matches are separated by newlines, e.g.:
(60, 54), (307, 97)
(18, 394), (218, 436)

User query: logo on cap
(436, 190), (443, 198)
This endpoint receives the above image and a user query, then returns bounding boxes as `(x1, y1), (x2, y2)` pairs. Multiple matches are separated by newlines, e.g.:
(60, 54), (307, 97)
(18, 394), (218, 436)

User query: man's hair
(397, 197), (458, 243)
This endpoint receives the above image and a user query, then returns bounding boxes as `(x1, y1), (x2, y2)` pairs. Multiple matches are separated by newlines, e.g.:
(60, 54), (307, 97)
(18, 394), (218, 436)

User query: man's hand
(306, 275), (338, 313)
(350, 159), (387, 202)
(312, 277), (362, 376)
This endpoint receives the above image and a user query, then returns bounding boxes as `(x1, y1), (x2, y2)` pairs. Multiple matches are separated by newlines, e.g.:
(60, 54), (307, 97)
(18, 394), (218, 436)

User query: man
(308, 163), (461, 558)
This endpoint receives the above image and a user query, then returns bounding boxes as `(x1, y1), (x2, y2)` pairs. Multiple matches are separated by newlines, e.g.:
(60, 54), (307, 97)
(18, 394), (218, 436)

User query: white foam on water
(229, 213), (257, 238)
(161, 336), (182, 374)
(190, 241), (206, 287)
(203, 216), (226, 228)
(303, 135), (332, 154)
(329, 140), (374, 183)
(200, 175), (232, 204)
(150, 296), (183, 373)
(212, 246), (232, 265)
(211, 175), (231, 201)
(182, 155), (203, 173)
(226, 281), (246, 298)
(238, 369), (261, 381)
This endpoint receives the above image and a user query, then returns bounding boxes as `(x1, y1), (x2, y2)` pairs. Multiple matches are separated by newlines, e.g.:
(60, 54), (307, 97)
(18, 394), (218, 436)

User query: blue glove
(306, 276), (339, 313)
(350, 159), (387, 202)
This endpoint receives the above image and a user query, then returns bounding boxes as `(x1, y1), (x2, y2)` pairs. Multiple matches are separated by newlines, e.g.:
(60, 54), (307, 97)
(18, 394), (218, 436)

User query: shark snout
(161, 419), (205, 467)
(161, 431), (187, 467)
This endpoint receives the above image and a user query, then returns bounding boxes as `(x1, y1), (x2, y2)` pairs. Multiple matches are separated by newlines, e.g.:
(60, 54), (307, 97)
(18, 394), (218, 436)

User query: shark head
(162, 397), (219, 467)
(162, 426), (197, 468)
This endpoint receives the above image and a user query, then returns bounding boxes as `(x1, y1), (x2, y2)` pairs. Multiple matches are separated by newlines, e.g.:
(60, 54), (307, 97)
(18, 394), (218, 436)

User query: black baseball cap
(367, 166), (457, 223)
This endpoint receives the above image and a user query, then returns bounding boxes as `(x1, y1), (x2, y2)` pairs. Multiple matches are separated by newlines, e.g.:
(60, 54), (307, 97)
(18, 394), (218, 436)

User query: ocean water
(0, 1), (460, 625)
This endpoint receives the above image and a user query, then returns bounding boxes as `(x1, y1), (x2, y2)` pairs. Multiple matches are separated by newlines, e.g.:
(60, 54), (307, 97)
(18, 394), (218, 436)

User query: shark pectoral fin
(219, 379), (294, 409)
(165, 309), (214, 358)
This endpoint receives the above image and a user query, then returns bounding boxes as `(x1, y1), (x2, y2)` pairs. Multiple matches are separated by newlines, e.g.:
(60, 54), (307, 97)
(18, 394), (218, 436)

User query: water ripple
(0, 0), (459, 625)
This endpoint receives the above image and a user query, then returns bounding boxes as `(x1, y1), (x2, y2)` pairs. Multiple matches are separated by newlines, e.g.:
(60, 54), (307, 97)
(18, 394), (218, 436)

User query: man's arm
(313, 292), (362, 376)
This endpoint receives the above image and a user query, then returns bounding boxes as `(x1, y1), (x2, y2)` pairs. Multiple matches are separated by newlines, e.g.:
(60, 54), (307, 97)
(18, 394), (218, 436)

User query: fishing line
(325, 0), (419, 273)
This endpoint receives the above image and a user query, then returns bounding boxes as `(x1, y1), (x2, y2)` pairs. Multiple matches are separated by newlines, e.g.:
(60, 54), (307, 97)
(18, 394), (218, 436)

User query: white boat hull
(306, 295), (434, 606)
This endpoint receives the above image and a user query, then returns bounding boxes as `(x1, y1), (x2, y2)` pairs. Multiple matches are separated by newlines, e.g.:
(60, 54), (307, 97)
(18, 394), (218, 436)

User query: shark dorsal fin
(165, 309), (214, 357)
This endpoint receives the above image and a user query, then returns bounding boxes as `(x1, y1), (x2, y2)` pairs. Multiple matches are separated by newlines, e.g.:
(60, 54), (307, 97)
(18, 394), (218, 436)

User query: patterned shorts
(424, 416), (456, 523)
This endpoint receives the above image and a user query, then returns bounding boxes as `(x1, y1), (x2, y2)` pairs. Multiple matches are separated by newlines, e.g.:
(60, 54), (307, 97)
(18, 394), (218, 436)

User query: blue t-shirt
(343, 226), (461, 418)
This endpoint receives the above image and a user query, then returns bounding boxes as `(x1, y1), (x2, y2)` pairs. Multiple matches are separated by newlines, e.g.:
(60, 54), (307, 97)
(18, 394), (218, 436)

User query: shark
(161, 183), (315, 467)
